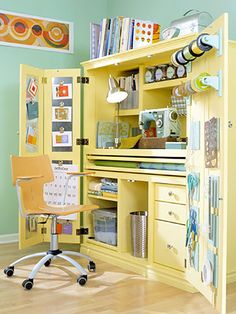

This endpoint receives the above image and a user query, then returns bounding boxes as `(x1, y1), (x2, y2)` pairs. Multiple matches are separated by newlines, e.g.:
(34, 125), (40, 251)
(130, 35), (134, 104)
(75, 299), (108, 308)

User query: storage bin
(92, 208), (117, 246)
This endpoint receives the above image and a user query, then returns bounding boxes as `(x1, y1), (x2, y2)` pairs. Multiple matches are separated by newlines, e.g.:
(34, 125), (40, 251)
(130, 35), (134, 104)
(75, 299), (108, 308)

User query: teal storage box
(165, 142), (186, 149)
(92, 208), (117, 246)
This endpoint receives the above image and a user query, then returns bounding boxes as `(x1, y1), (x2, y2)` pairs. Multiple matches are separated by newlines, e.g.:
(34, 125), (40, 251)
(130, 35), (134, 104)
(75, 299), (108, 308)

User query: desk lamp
(106, 75), (128, 148)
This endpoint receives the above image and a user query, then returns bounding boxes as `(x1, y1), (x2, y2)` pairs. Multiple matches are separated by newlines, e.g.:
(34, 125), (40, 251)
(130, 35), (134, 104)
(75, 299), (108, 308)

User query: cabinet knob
(16, 131), (19, 135)
(168, 191), (174, 196)
(168, 211), (174, 216)
(167, 244), (173, 250)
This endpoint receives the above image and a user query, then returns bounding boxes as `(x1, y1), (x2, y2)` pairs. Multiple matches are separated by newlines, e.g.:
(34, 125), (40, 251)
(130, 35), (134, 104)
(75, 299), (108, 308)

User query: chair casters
(87, 261), (96, 272)
(44, 259), (51, 267)
(22, 278), (34, 290)
(77, 274), (87, 286)
(4, 266), (14, 277)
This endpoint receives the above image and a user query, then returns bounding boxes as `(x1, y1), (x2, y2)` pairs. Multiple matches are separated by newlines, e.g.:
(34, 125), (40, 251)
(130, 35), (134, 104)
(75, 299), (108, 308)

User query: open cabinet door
(185, 14), (228, 313)
(42, 68), (82, 244)
(19, 64), (44, 249)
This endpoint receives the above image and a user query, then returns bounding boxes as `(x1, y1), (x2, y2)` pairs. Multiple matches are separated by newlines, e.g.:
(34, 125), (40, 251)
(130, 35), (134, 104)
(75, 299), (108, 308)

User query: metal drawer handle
(167, 244), (173, 250)
(168, 191), (174, 196)
(168, 211), (174, 216)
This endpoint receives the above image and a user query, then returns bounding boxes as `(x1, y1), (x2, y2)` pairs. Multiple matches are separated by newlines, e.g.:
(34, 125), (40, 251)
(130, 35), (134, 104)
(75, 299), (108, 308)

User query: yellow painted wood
(154, 183), (186, 204)
(19, 64), (44, 157)
(227, 42), (236, 280)
(42, 68), (82, 244)
(19, 64), (44, 249)
(185, 14), (228, 313)
(154, 201), (186, 225)
(153, 220), (186, 271)
(143, 77), (188, 91)
(86, 148), (187, 157)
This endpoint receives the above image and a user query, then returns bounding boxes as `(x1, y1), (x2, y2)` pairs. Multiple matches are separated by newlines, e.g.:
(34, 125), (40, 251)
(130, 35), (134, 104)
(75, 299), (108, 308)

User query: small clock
(166, 65), (176, 80)
(144, 67), (155, 83)
(176, 65), (186, 78)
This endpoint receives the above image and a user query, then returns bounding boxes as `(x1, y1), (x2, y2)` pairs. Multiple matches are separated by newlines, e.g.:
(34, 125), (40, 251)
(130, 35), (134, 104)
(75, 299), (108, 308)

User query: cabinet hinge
(77, 76), (89, 84)
(184, 258), (187, 268)
(76, 138), (89, 145)
(41, 227), (47, 234)
(42, 77), (47, 84)
(76, 228), (89, 235)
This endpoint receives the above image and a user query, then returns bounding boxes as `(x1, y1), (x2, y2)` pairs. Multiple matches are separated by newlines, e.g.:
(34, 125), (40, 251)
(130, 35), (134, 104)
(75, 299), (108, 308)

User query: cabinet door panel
(185, 14), (228, 312)
(154, 220), (186, 271)
(19, 64), (44, 249)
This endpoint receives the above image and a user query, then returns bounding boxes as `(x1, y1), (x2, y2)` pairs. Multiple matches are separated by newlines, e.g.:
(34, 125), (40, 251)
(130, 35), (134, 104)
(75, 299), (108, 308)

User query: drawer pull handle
(168, 191), (174, 196)
(167, 244), (173, 250)
(168, 211), (174, 216)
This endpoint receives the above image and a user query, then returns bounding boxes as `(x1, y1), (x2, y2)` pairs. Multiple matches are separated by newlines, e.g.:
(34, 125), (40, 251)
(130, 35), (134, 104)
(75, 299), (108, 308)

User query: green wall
(0, 0), (108, 235)
(108, 0), (236, 40)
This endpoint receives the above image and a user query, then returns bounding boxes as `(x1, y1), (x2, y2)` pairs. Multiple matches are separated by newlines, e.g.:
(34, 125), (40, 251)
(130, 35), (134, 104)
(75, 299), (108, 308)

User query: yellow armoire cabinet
(19, 13), (236, 313)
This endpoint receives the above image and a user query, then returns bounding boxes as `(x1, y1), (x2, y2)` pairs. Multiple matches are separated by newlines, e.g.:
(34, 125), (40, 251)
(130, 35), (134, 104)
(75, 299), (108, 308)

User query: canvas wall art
(0, 10), (73, 53)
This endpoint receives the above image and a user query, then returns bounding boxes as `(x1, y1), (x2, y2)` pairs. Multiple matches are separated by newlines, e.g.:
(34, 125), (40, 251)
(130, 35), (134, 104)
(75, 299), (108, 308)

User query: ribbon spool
(171, 50), (188, 67)
(172, 84), (187, 98)
(182, 45), (197, 62)
(184, 80), (196, 96)
(201, 259), (213, 286)
(189, 40), (205, 57)
(196, 33), (213, 52)
(192, 72), (211, 92)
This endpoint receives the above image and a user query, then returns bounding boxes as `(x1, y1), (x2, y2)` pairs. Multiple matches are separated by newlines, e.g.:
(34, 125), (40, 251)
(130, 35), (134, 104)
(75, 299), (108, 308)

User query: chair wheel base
(88, 261), (96, 272)
(22, 279), (34, 290)
(44, 259), (51, 267)
(77, 275), (87, 286)
(4, 266), (14, 277)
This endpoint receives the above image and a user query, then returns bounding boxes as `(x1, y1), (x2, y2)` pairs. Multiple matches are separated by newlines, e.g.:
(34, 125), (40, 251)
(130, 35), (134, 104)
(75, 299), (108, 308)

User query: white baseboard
(0, 233), (19, 244)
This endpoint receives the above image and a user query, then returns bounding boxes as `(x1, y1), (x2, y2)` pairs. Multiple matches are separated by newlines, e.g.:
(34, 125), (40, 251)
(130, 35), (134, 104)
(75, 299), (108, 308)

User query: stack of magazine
(90, 17), (160, 59)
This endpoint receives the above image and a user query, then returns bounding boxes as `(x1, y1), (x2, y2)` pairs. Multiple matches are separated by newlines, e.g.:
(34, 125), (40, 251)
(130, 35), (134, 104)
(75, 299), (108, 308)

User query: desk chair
(4, 154), (98, 290)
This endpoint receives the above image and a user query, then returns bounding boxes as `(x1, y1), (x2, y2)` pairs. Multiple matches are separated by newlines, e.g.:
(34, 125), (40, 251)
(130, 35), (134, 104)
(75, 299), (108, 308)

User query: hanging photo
(52, 106), (72, 122)
(52, 131), (72, 147)
(52, 83), (72, 100)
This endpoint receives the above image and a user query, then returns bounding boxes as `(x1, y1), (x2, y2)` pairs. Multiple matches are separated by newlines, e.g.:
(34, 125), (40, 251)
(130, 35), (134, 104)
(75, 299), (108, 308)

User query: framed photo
(52, 131), (72, 147)
(0, 10), (73, 53)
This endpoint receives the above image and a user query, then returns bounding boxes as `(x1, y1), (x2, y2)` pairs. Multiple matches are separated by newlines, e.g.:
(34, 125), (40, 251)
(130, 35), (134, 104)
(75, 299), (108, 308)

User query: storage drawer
(154, 220), (186, 271)
(154, 201), (186, 225)
(155, 184), (186, 204)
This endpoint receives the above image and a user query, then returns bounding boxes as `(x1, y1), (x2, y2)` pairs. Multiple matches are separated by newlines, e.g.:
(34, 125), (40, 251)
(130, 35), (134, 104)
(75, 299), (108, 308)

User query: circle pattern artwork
(0, 11), (70, 51)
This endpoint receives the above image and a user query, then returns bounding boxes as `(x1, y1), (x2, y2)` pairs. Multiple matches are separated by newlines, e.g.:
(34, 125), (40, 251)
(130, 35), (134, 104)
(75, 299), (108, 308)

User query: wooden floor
(0, 243), (218, 314)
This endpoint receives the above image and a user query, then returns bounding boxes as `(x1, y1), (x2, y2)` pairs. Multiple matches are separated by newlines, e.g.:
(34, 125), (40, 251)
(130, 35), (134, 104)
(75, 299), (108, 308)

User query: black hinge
(76, 228), (89, 235)
(77, 76), (89, 84)
(41, 227), (47, 234)
(184, 258), (187, 268)
(76, 138), (89, 145)
(42, 77), (47, 84)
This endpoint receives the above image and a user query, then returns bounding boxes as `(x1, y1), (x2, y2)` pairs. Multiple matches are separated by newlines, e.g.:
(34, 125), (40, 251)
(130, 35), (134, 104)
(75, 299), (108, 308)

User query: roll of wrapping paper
(182, 45), (197, 61)
(192, 72), (211, 92)
(196, 33), (213, 52)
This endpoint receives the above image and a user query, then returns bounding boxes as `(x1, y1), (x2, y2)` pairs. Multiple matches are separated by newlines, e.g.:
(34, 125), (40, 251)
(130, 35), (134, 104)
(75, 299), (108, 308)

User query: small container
(92, 208), (117, 246)
(130, 211), (148, 258)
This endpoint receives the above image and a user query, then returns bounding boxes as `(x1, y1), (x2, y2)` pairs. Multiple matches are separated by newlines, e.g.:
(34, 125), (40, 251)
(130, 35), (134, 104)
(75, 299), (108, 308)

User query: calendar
(44, 163), (79, 220)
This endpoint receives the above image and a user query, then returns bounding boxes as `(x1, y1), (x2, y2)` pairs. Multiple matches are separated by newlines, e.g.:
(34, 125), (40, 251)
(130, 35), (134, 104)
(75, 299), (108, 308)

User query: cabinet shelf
(143, 78), (188, 91)
(88, 194), (118, 202)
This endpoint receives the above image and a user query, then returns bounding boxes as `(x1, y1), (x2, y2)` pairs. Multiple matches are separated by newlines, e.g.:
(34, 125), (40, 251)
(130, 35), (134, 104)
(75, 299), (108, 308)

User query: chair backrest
(11, 155), (54, 215)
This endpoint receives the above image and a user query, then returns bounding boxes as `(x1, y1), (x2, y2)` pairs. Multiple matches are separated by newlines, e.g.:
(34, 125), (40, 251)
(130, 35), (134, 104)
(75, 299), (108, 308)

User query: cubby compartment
(118, 179), (148, 257)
